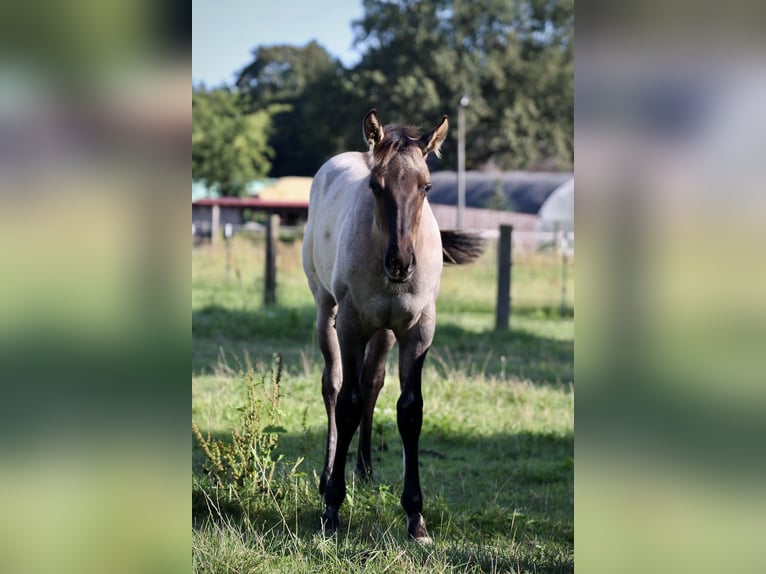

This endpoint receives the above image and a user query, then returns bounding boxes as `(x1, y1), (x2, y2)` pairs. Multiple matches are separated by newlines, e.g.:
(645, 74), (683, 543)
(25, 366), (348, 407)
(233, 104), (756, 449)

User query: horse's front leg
(356, 329), (395, 481)
(396, 312), (436, 543)
(321, 305), (368, 534)
(315, 294), (341, 496)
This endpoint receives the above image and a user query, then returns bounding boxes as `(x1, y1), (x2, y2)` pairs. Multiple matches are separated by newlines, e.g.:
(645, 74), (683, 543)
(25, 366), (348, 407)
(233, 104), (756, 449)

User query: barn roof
(428, 171), (572, 215)
(539, 178), (574, 222)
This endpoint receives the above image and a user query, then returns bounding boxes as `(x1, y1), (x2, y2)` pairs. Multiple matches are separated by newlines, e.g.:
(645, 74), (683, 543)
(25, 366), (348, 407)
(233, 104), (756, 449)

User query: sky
(192, 0), (364, 87)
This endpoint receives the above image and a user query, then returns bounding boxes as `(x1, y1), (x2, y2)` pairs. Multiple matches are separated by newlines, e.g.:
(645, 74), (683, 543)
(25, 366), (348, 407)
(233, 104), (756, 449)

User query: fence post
(264, 213), (279, 305)
(224, 223), (233, 282)
(495, 224), (513, 331)
(560, 229), (569, 317)
(211, 204), (221, 245)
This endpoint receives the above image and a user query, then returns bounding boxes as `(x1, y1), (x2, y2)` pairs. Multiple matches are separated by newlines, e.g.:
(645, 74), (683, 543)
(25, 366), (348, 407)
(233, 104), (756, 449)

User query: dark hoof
(407, 514), (432, 544)
(320, 508), (339, 536)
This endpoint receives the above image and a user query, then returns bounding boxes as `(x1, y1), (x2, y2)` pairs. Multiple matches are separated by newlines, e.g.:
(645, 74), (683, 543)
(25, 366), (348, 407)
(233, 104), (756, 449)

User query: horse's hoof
(320, 509), (339, 536)
(407, 514), (432, 544)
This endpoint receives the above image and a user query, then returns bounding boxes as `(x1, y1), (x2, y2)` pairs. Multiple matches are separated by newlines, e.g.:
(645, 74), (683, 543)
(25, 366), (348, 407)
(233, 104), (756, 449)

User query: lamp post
(457, 94), (470, 229)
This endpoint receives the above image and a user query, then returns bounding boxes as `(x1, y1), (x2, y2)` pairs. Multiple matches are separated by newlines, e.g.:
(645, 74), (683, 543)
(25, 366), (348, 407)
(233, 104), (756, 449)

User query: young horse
(302, 109), (483, 542)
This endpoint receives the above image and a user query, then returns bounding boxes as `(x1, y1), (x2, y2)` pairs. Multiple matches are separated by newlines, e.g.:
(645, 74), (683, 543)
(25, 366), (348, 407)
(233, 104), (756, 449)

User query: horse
(302, 109), (484, 542)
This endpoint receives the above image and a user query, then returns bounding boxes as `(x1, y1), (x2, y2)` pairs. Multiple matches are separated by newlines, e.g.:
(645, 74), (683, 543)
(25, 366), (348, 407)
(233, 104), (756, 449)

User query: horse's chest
(356, 292), (421, 331)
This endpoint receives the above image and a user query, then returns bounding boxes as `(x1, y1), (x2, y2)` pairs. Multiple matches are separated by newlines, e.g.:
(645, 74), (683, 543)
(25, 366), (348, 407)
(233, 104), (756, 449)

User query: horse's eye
(423, 183), (432, 196)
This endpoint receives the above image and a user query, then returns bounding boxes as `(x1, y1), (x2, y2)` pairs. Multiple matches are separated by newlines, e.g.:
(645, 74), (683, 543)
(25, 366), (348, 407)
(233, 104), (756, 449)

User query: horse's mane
(372, 124), (421, 166)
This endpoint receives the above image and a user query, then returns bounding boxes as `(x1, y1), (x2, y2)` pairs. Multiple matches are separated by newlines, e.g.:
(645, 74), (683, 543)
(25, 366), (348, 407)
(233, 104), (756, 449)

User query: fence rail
(474, 231), (574, 317)
(193, 222), (574, 318)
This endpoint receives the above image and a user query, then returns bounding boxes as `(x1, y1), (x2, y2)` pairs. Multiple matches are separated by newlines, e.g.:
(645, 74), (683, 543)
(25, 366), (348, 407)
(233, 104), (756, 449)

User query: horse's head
(363, 109), (448, 283)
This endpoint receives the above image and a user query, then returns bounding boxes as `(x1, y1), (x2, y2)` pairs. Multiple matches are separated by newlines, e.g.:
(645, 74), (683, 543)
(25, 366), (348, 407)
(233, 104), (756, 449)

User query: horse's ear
(419, 115), (449, 158)
(363, 109), (385, 151)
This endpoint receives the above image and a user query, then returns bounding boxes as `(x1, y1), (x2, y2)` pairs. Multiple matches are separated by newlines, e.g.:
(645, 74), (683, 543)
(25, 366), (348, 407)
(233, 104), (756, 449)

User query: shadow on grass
(193, 304), (573, 385)
(433, 324), (574, 385)
(193, 423), (573, 573)
(193, 303), (316, 341)
(511, 304), (574, 320)
(192, 304), (317, 374)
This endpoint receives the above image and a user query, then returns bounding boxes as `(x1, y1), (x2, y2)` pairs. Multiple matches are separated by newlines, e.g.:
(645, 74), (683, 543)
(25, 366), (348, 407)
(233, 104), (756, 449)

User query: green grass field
(192, 236), (574, 573)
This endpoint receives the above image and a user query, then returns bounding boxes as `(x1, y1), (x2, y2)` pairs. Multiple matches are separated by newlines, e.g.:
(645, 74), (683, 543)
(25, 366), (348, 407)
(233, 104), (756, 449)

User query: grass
(192, 236), (574, 573)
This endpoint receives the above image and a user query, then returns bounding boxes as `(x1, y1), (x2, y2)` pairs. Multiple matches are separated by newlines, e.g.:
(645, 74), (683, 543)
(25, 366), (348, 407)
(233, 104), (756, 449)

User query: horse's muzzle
(384, 250), (415, 283)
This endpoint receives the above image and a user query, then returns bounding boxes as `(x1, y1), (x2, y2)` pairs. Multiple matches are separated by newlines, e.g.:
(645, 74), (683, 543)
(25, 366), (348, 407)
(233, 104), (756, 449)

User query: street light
(457, 94), (470, 229)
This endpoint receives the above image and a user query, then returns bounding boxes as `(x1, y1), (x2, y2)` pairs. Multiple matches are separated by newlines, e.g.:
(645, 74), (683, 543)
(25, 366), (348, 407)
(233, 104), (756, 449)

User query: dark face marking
(369, 127), (432, 284)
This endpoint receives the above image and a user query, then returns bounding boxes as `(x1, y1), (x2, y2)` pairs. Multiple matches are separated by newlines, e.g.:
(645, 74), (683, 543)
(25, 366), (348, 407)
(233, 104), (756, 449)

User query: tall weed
(192, 354), (303, 504)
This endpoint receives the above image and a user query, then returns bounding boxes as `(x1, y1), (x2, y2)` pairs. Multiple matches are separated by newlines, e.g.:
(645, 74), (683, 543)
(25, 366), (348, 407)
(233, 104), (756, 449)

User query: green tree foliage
(236, 42), (351, 176)
(192, 86), (275, 196)
(352, 0), (573, 170)
(485, 180), (512, 211)
(218, 0), (573, 178)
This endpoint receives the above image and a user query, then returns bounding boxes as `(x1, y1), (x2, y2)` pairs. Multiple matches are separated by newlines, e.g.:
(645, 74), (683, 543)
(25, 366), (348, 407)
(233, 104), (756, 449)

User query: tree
(236, 42), (350, 176)
(230, 0), (573, 175)
(351, 0), (454, 146)
(237, 42), (338, 106)
(351, 0), (573, 171)
(192, 86), (275, 196)
(485, 180), (511, 211)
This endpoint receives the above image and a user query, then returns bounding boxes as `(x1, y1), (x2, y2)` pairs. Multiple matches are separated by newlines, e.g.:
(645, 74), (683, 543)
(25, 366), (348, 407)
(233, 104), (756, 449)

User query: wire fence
(192, 224), (574, 317)
(473, 229), (574, 318)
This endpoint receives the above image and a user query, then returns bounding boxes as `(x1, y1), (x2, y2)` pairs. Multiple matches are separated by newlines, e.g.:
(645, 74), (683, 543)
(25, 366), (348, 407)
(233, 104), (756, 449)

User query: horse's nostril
(385, 248), (415, 281)
(387, 263), (413, 282)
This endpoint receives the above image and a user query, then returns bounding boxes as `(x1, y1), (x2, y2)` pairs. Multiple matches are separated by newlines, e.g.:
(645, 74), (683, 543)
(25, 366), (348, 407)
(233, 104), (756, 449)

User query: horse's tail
(441, 229), (485, 265)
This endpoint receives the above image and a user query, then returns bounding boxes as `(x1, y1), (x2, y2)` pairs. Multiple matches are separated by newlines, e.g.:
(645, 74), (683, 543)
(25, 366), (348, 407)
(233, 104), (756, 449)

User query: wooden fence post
(224, 223), (233, 282)
(211, 204), (221, 245)
(560, 229), (569, 317)
(264, 213), (279, 305)
(495, 224), (513, 331)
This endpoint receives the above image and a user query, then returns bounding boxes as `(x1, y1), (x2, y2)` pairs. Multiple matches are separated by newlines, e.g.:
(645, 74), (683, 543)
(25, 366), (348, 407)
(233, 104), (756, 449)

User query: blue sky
(192, 0), (364, 87)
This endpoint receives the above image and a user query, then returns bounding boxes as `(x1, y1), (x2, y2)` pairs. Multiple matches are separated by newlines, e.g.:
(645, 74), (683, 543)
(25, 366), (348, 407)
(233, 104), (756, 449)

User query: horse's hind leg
(315, 292), (341, 496)
(355, 329), (395, 481)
